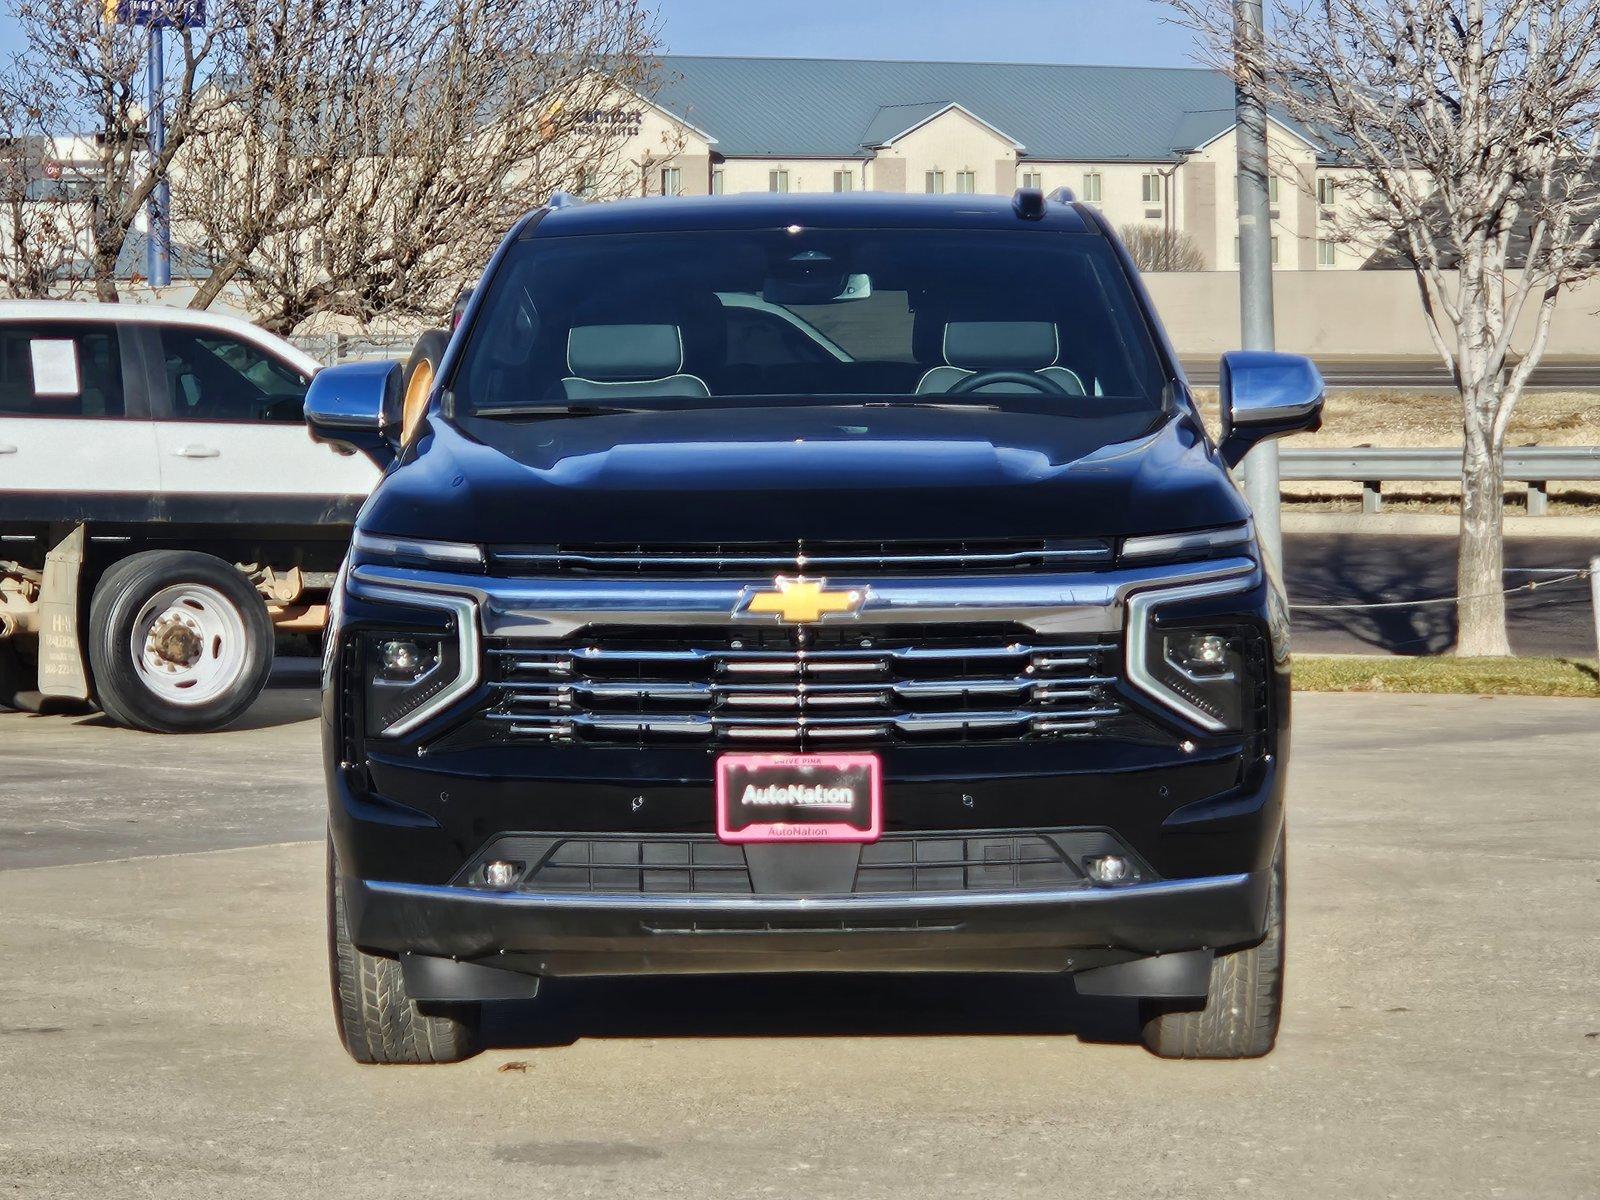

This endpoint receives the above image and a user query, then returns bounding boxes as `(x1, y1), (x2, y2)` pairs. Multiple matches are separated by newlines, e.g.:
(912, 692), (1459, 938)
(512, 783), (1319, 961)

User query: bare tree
(1169, 0), (1600, 655)
(1119, 223), (1209, 271)
(0, 64), (93, 297)
(9, 0), (234, 301)
(180, 0), (661, 334)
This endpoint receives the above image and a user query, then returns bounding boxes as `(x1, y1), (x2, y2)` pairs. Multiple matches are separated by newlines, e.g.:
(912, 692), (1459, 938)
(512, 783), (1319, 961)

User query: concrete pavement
(1, 691), (1597, 1199)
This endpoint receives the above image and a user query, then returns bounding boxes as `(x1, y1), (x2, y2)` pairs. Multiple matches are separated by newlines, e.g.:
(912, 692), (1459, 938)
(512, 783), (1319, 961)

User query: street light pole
(1234, 0), (1281, 564)
(146, 23), (170, 289)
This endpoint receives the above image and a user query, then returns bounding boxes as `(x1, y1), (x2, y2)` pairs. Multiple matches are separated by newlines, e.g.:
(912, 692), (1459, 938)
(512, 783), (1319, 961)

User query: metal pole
(1234, 0), (1281, 565)
(1590, 555), (1599, 662)
(146, 24), (171, 289)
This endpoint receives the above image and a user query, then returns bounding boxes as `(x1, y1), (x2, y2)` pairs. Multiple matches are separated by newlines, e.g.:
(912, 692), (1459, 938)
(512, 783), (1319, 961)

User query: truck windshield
(450, 227), (1170, 419)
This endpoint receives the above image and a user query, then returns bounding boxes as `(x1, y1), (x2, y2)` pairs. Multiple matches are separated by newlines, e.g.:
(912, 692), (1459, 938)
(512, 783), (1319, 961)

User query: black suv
(308, 190), (1323, 1063)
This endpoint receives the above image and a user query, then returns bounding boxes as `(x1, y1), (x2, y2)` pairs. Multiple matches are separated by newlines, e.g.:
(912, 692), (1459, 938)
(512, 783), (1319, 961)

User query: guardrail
(1280, 446), (1600, 514)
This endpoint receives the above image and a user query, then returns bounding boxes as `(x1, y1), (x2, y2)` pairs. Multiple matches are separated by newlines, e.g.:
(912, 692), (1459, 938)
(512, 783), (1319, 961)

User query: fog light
(483, 860), (521, 889)
(1086, 855), (1131, 885)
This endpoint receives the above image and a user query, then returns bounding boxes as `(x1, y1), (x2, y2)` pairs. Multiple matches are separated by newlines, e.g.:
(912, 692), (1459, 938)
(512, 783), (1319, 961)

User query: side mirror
(1218, 350), (1325, 469)
(305, 360), (404, 466)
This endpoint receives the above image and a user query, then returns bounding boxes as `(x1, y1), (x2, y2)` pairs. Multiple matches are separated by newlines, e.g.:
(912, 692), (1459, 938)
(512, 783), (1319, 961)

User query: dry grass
(1193, 387), (1600, 514)
(1294, 654), (1599, 697)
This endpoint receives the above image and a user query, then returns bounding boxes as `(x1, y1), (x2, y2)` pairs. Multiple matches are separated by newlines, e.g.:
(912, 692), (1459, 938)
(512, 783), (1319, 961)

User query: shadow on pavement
(480, 973), (1144, 1049)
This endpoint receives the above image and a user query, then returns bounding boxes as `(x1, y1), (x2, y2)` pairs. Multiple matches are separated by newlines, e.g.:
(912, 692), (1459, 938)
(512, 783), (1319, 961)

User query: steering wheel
(947, 369), (1071, 396)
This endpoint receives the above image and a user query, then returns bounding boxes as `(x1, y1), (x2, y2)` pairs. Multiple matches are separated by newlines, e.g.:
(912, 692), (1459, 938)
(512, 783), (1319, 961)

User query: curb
(1282, 512), (1600, 538)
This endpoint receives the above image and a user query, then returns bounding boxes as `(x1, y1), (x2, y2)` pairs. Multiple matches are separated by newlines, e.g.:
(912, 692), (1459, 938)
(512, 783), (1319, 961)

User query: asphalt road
(1184, 356), (1600, 391)
(1284, 532), (1597, 656)
(1, 690), (1598, 1199)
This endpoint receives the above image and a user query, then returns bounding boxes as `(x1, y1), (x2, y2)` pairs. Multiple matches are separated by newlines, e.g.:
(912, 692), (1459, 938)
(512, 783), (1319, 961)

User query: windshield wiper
(472, 403), (645, 419)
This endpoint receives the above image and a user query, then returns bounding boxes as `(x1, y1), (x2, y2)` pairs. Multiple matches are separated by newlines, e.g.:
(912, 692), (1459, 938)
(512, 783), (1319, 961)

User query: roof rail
(1047, 186), (1077, 204)
(546, 191), (585, 210)
(1012, 187), (1046, 220)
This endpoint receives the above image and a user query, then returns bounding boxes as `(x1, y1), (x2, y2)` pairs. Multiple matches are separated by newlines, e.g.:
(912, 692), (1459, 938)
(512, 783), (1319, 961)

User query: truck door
(144, 324), (380, 526)
(0, 320), (161, 525)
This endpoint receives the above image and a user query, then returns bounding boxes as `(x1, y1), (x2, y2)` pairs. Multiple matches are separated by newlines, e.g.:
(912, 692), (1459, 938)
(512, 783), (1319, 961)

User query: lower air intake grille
(480, 625), (1126, 748)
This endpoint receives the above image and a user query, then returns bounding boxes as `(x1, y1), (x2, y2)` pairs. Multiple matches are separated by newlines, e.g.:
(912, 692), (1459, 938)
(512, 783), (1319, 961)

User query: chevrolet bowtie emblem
(739, 576), (867, 624)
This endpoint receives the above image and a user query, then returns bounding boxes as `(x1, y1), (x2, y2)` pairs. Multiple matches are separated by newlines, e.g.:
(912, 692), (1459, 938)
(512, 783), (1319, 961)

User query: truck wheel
(327, 838), (481, 1064)
(1140, 835), (1285, 1059)
(88, 551), (273, 733)
(399, 328), (449, 448)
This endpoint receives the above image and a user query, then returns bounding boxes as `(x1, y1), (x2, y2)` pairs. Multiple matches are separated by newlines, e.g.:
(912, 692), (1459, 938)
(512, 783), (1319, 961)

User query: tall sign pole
(146, 22), (170, 288)
(1234, 0), (1282, 564)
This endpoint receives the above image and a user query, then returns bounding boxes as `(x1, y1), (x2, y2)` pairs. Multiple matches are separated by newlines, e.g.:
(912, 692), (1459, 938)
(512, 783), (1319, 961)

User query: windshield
(450, 227), (1170, 420)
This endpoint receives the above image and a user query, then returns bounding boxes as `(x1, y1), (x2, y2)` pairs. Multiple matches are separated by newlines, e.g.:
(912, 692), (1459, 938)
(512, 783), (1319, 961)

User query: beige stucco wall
(873, 108), (1017, 194)
(1146, 269), (1600, 359)
(717, 158), (870, 194)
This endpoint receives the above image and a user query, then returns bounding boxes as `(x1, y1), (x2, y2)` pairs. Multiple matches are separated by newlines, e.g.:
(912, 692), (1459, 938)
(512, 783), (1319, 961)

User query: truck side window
(158, 329), (310, 423)
(0, 324), (124, 417)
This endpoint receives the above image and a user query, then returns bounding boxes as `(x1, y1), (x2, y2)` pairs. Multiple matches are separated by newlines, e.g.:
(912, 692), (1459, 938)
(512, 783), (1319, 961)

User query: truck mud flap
(37, 523), (89, 700)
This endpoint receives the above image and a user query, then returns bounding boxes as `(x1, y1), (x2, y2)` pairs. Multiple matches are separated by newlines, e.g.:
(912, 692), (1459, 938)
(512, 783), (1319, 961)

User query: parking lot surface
(1, 688), (1597, 1199)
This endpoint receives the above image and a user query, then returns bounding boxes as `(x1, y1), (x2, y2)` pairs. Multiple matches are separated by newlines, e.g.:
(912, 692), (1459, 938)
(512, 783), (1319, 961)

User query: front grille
(485, 538), (1113, 578)
(480, 624), (1126, 748)
(457, 831), (1151, 895)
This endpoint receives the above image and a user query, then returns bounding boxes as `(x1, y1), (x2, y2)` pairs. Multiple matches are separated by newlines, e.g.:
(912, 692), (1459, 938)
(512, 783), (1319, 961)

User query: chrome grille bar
(481, 630), (1129, 747)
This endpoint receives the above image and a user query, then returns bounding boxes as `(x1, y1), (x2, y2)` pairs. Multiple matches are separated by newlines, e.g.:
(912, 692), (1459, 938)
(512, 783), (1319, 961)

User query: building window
(1318, 238), (1337, 267)
(1081, 171), (1102, 203)
(659, 167), (681, 196)
(1317, 176), (1337, 207)
(711, 168), (724, 195)
(1020, 170), (1043, 190)
(769, 169), (789, 193)
(1267, 174), (1280, 205)
(925, 169), (945, 194)
(833, 169), (854, 192)
(576, 167), (595, 198)
(1141, 173), (1163, 205)
(954, 170), (976, 194)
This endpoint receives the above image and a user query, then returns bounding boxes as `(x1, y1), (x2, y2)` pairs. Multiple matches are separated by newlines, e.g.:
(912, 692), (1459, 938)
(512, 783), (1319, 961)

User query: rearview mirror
(1218, 351), (1325, 469)
(305, 360), (404, 466)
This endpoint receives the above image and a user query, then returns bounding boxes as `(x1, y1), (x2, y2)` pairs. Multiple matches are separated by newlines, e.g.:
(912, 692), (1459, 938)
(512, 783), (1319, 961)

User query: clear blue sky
(0, 1), (1199, 68)
(657, 0), (1200, 66)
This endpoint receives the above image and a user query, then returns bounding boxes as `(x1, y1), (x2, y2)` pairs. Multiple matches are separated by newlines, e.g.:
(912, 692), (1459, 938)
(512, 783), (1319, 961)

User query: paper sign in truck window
(30, 339), (80, 397)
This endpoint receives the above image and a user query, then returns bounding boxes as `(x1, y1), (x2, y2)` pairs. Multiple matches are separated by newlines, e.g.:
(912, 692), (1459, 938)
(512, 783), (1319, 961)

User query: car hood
(359, 404), (1251, 546)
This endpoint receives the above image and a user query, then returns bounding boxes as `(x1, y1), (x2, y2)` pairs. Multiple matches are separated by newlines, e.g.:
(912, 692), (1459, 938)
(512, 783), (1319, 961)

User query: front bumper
(343, 865), (1271, 978)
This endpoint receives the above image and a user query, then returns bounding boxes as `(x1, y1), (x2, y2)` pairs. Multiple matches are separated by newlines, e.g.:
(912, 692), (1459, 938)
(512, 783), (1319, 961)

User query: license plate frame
(715, 752), (882, 844)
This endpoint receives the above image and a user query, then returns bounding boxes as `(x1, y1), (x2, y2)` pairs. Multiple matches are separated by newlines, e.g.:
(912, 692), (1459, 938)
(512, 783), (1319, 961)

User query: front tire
(1140, 835), (1286, 1059)
(327, 838), (481, 1064)
(88, 551), (273, 733)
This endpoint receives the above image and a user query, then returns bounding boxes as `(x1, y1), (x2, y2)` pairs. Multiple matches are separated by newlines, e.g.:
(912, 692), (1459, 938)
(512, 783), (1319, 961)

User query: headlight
(1126, 580), (1256, 733)
(365, 633), (459, 736)
(1121, 523), (1252, 564)
(351, 584), (480, 737)
(351, 529), (484, 570)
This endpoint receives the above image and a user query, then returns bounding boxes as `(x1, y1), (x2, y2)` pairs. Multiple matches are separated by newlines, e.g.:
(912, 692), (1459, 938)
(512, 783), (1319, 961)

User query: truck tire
(1140, 834), (1285, 1059)
(399, 328), (450, 448)
(327, 839), (481, 1064)
(87, 551), (273, 733)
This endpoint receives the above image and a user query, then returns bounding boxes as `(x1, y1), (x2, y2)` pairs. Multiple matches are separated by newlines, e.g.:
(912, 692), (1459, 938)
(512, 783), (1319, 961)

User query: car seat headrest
(942, 321), (1059, 371)
(566, 324), (685, 381)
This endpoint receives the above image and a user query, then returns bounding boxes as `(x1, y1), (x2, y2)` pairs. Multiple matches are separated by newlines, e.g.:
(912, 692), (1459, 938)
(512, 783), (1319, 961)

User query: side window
(158, 328), (310, 422)
(0, 324), (124, 417)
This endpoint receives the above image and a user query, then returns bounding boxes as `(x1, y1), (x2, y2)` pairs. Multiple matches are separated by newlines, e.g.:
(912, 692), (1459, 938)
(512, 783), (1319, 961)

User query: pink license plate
(715, 753), (882, 844)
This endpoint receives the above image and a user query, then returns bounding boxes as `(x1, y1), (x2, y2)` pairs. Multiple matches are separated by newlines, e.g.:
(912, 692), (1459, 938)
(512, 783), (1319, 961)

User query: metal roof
(655, 56), (1321, 162)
